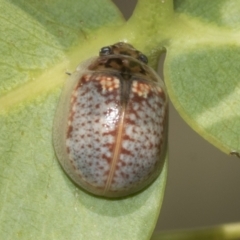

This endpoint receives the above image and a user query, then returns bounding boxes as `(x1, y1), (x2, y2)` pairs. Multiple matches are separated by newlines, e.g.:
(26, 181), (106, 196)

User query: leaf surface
(0, 0), (168, 239)
(164, 0), (240, 154)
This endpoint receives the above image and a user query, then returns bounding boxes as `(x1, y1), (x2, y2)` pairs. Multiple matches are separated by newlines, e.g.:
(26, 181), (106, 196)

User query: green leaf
(0, 0), (168, 239)
(2, 0), (240, 238)
(164, 0), (240, 154)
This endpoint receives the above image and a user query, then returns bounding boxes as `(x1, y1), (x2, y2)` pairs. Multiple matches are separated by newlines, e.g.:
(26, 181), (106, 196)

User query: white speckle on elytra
(132, 82), (151, 98)
(129, 113), (136, 121)
(122, 140), (129, 149)
(136, 108), (146, 119)
(108, 135), (114, 143)
(105, 151), (112, 158)
(100, 76), (119, 93)
(125, 125), (133, 135)
(132, 103), (140, 111)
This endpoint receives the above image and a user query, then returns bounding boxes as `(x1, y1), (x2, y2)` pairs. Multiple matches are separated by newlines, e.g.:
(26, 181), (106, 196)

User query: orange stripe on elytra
(104, 106), (126, 193)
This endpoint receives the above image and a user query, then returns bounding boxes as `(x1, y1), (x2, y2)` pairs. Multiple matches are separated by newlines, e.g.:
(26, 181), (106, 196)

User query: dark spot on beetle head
(98, 42), (148, 64)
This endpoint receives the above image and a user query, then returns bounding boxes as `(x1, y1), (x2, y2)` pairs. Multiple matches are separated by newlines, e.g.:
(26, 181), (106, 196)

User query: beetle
(53, 42), (168, 198)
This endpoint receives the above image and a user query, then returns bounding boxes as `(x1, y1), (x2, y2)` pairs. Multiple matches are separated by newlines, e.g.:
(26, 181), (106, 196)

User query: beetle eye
(138, 54), (148, 64)
(99, 46), (112, 56)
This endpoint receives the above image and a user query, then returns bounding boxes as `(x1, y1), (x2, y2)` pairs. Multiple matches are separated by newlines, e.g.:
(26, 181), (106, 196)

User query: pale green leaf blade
(0, 0), (168, 239)
(164, 0), (240, 154)
(0, 0), (125, 96)
(174, 0), (240, 29)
